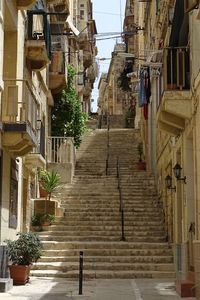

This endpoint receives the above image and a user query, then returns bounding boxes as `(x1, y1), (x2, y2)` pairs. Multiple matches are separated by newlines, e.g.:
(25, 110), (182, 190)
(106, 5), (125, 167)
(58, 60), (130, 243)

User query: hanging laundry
(138, 68), (146, 107)
(138, 66), (151, 108)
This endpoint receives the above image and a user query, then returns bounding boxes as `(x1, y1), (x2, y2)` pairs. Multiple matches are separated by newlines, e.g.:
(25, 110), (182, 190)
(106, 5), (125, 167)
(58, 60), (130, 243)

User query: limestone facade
(125, 0), (200, 296)
(0, 0), (97, 244)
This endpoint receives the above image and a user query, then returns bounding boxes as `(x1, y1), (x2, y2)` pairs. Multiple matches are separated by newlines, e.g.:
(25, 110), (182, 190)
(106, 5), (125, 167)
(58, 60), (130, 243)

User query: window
(80, 10), (85, 20)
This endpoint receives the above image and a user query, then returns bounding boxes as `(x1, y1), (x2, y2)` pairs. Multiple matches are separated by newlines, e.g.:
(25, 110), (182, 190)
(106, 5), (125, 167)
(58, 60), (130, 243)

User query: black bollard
(79, 251), (83, 295)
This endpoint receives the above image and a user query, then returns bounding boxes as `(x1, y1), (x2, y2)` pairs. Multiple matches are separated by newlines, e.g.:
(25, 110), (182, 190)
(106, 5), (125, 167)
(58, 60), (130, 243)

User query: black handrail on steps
(106, 118), (110, 176)
(117, 157), (125, 241)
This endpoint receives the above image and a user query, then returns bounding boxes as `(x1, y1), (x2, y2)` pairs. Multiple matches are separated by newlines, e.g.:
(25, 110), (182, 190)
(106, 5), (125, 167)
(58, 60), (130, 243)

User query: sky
(91, 0), (126, 112)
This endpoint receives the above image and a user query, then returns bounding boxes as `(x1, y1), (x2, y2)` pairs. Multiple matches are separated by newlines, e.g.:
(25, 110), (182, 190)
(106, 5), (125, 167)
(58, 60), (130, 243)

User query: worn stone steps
(41, 248), (173, 257)
(47, 224), (164, 231)
(55, 215), (162, 226)
(35, 128), (174, 279)
(33, 261), (174, 272)
(41, 241), (171, 250)
(30, 269), (175, 279)
(39, 255), (173, 263)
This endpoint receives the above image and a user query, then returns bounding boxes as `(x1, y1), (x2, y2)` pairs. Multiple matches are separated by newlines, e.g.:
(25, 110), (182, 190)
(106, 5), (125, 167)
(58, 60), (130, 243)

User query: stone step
(61, 206), (160, 211)
(33, 262), (174, 272)
(41, 248), (173, 257)
(54, 216), (163, 223)
(39, 255), (173, 263)
(48, 225), (164, 231)
(30, 269), (175, 279)
(39, 236), (166, 242)
(52, 220), (164, 226)
(41, 241), (171, 250)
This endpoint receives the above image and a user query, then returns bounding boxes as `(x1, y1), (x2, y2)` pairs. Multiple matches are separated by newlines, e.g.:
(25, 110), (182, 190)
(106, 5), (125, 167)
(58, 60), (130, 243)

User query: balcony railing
(163, 47), (190, 91)
(2, 80), (38, 132)
(30, 123), (45, 158)
(47, 136), (74, 163)
(26, 10), (51, 66)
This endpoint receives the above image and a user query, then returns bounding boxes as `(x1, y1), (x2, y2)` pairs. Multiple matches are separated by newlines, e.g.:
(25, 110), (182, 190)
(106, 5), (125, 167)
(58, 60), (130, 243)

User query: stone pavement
(0, 277), (197, 300)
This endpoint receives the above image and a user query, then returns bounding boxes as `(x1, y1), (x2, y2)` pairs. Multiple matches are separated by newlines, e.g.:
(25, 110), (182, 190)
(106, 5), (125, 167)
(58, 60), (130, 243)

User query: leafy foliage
(31, 213), (55, 227)
(52, 64), (88, 148)
(6, 232), (43, 265)
(39, 169), (60, 196)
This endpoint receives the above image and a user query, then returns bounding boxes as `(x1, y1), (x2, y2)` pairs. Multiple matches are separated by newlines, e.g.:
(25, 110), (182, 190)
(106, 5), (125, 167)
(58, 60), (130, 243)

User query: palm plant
(38, 169), (60, 218)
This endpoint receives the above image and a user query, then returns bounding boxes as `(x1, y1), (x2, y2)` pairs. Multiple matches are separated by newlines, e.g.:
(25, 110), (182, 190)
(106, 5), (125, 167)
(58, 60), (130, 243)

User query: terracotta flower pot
(9, 265), (31, 285)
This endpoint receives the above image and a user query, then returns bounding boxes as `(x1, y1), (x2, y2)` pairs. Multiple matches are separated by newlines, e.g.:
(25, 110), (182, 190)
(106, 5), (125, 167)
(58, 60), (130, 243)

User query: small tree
(51, 64), (88, 148)
(39, 169), (60, 218)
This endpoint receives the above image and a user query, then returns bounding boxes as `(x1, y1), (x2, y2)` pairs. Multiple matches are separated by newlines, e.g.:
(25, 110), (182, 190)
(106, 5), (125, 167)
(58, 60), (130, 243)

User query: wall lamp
(165, 175), (176, 192)
(173, 163), (186, 184)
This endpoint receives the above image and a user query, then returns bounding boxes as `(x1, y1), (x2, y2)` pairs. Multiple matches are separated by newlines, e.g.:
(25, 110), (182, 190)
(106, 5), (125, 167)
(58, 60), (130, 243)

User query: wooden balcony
(17, 0), (37, 9)
(49, 51), (67, 94)
(26, 11), (51, 71)
(157, 47), (191, 135)
(1, 80), (38, 157)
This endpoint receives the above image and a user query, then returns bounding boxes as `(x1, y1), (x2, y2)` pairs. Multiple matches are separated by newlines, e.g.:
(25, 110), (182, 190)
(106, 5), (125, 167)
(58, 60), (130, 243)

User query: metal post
(79, 251), (83, 295)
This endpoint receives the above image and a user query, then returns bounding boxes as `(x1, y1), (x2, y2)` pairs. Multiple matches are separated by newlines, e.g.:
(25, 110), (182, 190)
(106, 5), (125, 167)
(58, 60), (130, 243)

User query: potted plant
(38, 169), (60, 225)
(31, 213), (55, 230)
(5, 232), (42, 285)
(31, 213), (43, 232)
(137, 142), (146, 170)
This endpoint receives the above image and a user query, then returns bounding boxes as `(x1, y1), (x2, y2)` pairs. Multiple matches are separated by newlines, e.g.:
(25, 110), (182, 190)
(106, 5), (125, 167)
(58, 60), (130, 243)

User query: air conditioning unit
(184, 0), (199, 13)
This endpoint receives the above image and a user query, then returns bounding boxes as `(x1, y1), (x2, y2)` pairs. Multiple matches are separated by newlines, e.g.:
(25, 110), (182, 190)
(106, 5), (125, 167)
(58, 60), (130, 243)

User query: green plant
(39, 169), (60, 202)
(31, 213), (43, 227)
(31, 213), (55, 227)
(5, 232), (43, 265)
(38, 169), (60, 217)
(40, 214), (55, 225)
(51, 64), (88, 148)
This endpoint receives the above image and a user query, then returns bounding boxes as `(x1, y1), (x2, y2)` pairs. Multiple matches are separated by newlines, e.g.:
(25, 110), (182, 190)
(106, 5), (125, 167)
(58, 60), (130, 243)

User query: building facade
(0, 0), (97, 244)
(125, 0), (200, 297)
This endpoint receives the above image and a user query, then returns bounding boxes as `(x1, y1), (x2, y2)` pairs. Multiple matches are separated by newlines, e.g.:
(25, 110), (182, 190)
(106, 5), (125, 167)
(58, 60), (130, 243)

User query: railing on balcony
(30, 123), (45, 158)
(2, 80), (38, 132)
(163, 47), (190, 91)
(27, 10), (51, 59)
(47, 136), (74, 163)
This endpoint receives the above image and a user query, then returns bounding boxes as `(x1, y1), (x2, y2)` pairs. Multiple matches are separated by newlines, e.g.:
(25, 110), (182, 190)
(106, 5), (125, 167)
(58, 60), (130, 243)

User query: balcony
(78, 33), (89, 50)
(24, 123), (46, 170)
(17, 0), (37, 9)
(83, 44), (93, 68)
(83, 81), (92, 97)
(25, 11), (51, 71)
(49, 51), (67, 94)
(157, 47), (191, 135)
(1, 80), (38, 157)
(86, 64), (96, 82)
(48, 0), (70, 24)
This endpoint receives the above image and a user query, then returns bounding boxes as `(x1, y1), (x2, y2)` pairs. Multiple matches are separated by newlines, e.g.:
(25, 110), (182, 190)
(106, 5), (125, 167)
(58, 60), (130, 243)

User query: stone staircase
(31, 129), (174, 279)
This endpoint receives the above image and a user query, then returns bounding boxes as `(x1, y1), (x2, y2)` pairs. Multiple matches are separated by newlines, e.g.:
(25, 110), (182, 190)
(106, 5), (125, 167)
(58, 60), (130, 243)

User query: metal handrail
(117, 157), (125, 241)
(105, 117), (110, 175)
